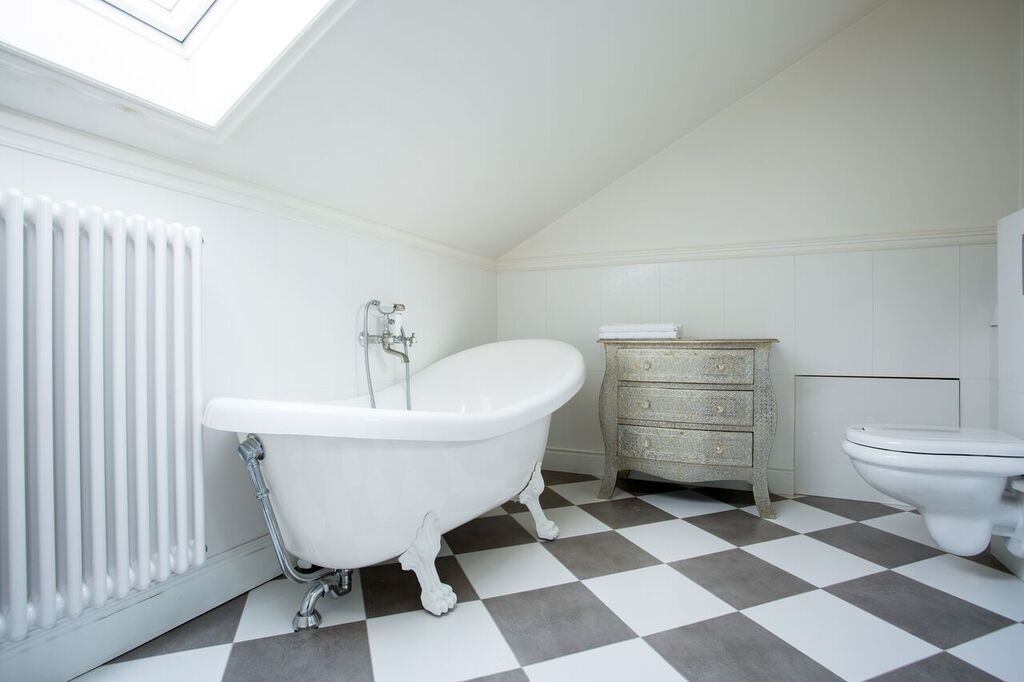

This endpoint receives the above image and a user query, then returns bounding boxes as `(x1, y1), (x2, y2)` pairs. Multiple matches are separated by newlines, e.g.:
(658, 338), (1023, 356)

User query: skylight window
(103, 0), (217, 41)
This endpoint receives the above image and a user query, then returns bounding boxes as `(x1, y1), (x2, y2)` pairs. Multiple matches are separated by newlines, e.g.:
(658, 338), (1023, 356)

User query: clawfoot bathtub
(204, 339), (584, 625)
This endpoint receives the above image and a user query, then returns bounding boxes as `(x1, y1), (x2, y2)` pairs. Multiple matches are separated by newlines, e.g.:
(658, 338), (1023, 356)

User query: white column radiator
(0, 189), (204, 644)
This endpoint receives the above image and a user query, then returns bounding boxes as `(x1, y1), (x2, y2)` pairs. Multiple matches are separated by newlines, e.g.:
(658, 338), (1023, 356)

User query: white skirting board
(0, 536), (280, 682)
(542, 447), (796, 496)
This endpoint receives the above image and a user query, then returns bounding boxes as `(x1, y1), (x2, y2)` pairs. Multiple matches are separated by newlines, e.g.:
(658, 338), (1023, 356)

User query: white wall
(503, 0), (1020, 264)
(500, 244), (997, 494)
(0, 132), (496, 561)
(998, 210), (1024, 439)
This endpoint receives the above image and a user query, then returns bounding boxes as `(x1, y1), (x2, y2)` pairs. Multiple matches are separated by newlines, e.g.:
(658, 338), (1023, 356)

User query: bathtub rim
(203, 339), (585, 442)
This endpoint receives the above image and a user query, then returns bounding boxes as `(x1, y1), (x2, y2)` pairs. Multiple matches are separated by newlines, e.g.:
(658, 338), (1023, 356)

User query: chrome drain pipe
(237, 434), (352, 630)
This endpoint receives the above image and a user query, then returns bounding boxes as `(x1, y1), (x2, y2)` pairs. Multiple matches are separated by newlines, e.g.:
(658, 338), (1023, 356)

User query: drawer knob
(716, 363), (725, 371)
(714, 445), (724, 454)
(641, 400), (651, 409)
(642, 439), (651, 448)
(715, 404), (725, 414)
(642, 361), (652, 370)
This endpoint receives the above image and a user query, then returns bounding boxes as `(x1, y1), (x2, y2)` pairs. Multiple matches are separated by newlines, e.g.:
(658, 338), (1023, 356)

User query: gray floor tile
(964, 543), (1013, 574)
(684, 510), (797, 546)
(222, 620), (372, 682)
(484, 582), (635, 666)
(579, 498), (676, 529)
(672, 549), (815, 609)
(360, 555), (479, 619)
(615, 477), (686, 496)
(693, 486), (784, 508)
(445, 515), (537, 553)
(808, 523), (943, 568)
(796, 495), (902, 521)
(869, 653), (1001, 681)
(825, 571), (1013, 649)
(502, 488), (573, 513)
(543, 531), (660, 579)
(645, 612), (840, 681)
(466, 669), (529, 681)
(541, 470), (597, 485)
(113, 594), (247, 662)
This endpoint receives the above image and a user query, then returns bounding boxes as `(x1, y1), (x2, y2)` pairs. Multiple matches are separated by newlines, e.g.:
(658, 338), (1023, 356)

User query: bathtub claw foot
(400, 512), (457, 616)
(518, 463), (560, 541)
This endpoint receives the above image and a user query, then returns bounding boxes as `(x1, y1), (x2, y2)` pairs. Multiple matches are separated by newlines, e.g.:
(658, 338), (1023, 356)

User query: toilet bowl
(842, 425), (1024, 557)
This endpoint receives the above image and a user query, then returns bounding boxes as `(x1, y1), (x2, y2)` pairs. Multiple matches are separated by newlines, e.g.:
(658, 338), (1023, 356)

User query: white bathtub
(203, 339), (584, 615)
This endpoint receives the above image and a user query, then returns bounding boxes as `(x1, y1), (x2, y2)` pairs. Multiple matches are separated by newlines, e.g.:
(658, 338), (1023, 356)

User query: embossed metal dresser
(597, 339), (779, 518)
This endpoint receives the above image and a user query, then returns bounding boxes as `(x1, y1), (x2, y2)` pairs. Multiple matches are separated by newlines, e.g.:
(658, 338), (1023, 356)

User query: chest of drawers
(597, 339), (778, 518)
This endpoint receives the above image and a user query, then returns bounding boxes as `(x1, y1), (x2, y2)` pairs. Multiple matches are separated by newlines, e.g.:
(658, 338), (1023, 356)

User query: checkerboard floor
(78, 472), (1024, 682)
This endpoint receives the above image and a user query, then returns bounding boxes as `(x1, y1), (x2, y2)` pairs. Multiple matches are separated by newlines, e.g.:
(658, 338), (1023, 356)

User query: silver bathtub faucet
(359, 300), (416, 409)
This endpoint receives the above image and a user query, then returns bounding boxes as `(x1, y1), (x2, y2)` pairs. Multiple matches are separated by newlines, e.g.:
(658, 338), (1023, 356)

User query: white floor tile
(367, 600), (518, 682)
(639, 489), (734, 518)
(77, 645), (232, 682)
(743, 535), (884, 587)
(438, 537), (453, 557)
(480, 506), (508, 518)
(583, 564), (733, 636)
(456, 543), (576, 599)
(512, 506), (611, 539)
(862, 512), (940, 549)
(617, 519), (733, 562)
(233, 574), (366, 642)
(744, 591), (939, 681)
(949, 623), (1024, 682)
(524, 638), (683, 682)
(896, 555), (1024, 620)
(550, 480), (632, 505)
(741, 499), (851, 533)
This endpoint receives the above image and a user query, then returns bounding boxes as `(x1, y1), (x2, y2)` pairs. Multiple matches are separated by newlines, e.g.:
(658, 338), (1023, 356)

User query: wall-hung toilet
(842, 425), (1024, 558)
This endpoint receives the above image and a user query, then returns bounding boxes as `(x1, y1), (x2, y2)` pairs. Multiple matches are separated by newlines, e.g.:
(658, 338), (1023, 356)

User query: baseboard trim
(543, 447), (796, 496)
(497, 226), (996, 272)
(0, 536), (280, 682)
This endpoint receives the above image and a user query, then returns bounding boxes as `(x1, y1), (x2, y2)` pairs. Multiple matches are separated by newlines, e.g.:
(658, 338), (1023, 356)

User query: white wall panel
(769, 374), (795, 472)
(548, 371), (605, 455)
(546, 268), (603, 371)
(497, 271), (546, 340)
(600, 264), (659, 324)
(997, 209), (1024, 438)
(872, 247), (959, 377)
(960, 379), (996, 429)
(795, 376), (959, 502)
(959, 244), (998, 381)
(794, 252), (872, 375)
(659, 260), (725, 339)
(723, 256), (795, 375)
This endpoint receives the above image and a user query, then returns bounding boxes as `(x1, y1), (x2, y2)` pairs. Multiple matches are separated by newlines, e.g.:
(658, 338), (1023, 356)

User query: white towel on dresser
(597, 323), (681, 339)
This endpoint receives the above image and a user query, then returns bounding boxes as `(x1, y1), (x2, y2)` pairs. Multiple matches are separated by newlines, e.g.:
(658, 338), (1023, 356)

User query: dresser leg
(598, 460), (618, 499)
(752, 478), (775, 519)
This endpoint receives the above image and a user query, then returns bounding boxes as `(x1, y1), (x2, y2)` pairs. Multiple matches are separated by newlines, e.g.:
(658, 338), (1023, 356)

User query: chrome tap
(360, 301), (417, 362)
(360, 300), (416, 410)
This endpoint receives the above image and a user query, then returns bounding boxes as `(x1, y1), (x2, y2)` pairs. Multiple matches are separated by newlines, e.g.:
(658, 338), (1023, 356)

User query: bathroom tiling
(79, 472), (1020, 682)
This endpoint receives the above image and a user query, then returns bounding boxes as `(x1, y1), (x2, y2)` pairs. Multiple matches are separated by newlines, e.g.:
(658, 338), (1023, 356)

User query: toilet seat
(846, 424), (1024, 458)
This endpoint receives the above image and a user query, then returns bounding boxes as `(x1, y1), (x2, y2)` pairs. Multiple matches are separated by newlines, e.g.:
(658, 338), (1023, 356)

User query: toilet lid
(846, 424), (1024, 457)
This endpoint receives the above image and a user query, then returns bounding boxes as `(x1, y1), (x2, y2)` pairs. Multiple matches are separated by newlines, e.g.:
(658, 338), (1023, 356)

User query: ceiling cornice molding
(495, 226), (996, 272)
(0, 107), (496, 270)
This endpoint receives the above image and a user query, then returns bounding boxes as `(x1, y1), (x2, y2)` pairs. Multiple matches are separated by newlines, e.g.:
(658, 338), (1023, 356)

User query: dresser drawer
(618, 386), (754, 426)
(617, 348), (754, 384)
(618, 425), (753, 467)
